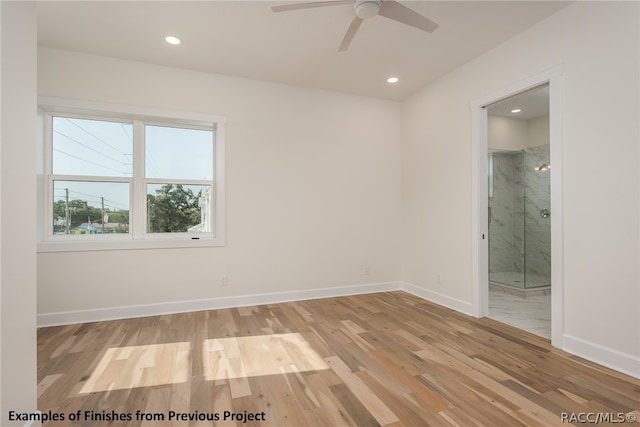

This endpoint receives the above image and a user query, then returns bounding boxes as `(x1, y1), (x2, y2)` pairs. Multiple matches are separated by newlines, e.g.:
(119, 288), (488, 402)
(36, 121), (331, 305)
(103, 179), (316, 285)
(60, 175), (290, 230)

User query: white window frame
(37, 97), (226, 252)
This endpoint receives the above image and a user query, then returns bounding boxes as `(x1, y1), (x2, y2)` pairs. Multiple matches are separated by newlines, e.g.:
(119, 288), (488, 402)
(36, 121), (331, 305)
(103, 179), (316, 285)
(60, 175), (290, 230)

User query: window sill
(37, 238), (225, 253)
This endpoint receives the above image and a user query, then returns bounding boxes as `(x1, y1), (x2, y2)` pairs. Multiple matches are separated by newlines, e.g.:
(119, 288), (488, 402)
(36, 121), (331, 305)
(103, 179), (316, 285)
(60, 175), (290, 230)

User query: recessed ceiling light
(387, 76), (399, 84)
(165, 35), (181, 45)
(511, 108), (522, 113)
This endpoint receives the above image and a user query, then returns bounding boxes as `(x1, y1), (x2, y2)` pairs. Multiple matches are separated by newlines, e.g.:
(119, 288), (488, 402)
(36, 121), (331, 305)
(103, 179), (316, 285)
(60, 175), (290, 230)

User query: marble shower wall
(489, 145), (551, 287)
(489, 152), (524, 275)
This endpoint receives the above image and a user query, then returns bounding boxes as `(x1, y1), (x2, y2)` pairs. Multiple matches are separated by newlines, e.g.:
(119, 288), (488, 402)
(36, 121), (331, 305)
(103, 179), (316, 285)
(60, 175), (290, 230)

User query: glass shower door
(488, 150), (526, 289)
(523, 145), (551, 289)
(488, 146), (551, 290)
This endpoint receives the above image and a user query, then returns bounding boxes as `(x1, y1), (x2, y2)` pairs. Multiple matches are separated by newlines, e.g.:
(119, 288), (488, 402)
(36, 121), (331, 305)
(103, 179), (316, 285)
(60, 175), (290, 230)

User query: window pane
(146, 184), (211, 233)
(145, 125), (213, 180)
(53, 181), (130, 235)
(52, 117), (133, 177)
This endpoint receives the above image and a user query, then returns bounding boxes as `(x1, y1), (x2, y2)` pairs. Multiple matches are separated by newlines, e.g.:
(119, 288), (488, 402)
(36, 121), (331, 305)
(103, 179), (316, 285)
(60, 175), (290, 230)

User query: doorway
(486, 85), (551, 338)
(470, 68), (564, 347)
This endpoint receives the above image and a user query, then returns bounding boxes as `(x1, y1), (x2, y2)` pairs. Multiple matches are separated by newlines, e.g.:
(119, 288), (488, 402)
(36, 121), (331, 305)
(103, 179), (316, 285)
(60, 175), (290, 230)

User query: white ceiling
(37, 1), (570, 101)
(488, 85), (549, 120)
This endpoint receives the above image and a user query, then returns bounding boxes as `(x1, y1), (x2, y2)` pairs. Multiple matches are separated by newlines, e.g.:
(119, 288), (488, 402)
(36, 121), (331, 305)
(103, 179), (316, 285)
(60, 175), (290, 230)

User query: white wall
(37, 48), (402, 318)
(488, 115), (528, 151)
(528, 115), (550, 147)
(488, 114), (550, 151)
(1, 2), (38, 425)
(402, 1), (639, 373)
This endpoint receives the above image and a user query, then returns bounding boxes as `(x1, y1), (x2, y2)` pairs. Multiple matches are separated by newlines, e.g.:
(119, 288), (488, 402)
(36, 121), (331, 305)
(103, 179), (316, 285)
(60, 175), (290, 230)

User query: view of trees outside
(53, 184), (205, 235)
(146, 184), (203, 233)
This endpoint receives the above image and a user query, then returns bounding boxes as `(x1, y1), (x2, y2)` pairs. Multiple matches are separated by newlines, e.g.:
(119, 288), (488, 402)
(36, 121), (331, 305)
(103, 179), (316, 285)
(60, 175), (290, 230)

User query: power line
(54, 130), (128, 169)
(120, 123), (133, 142)
(54, 198), (127, 213)
(145, 152), (164, 177)
(63, 117), (131, 156)
(100, 198), (128, 210)
(67, 189), (101, 201)
(55, 188), (129, 210)
(53, 149), (124, 175)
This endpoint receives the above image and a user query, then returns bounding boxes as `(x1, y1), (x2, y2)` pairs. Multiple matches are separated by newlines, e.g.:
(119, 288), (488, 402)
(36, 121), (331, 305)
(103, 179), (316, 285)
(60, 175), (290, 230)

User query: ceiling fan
(272, 0), (438, 52)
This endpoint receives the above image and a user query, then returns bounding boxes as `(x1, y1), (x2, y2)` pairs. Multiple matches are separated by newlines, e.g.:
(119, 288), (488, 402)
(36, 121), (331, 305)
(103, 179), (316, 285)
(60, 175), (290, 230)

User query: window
(38, 98), (226, 251)
(144, 125), (213, 234)
(51, 117), (133, 236)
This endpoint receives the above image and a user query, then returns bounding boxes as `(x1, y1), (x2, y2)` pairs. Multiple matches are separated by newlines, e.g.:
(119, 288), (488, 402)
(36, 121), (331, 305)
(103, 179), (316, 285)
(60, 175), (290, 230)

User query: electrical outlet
(364, 266), (370, 276)
(220, 275), (228, 286)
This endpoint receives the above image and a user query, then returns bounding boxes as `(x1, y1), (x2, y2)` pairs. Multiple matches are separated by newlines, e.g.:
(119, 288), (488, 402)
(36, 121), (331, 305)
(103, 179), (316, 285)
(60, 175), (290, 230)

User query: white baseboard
(562, 334), (640, 379)
(401, 281), (474, 316)
(37, 281), (402, 327)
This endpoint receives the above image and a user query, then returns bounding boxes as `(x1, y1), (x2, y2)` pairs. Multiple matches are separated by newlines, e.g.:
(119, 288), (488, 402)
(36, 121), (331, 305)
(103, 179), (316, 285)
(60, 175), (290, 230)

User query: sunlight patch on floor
(78, 333), (328, 394)
(203, 333), (328, 381)
(80, 341), (191, 393)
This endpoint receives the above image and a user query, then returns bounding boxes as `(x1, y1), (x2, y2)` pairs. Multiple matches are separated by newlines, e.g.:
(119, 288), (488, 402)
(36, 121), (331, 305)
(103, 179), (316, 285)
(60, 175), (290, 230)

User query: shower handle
(540, 208), (550, 218)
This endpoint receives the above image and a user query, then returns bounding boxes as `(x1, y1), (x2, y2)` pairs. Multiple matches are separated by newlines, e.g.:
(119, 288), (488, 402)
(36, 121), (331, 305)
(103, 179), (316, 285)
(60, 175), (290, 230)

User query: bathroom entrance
(486, 85), (552, 339)
(471, 68), (563, 346)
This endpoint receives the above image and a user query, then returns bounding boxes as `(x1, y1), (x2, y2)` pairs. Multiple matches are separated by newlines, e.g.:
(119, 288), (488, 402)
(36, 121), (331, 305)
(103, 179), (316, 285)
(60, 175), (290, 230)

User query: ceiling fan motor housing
(354, 0), (382, 19)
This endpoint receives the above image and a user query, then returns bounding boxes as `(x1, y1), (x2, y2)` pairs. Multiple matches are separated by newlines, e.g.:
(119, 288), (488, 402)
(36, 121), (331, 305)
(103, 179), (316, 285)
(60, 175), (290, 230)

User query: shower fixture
(534, 164), (551, 172)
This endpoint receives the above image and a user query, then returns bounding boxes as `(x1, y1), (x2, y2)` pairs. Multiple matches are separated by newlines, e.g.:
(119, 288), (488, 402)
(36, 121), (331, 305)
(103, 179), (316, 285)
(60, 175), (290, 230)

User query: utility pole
(101, 196), (105, 234)
(65, 188), (70, 234)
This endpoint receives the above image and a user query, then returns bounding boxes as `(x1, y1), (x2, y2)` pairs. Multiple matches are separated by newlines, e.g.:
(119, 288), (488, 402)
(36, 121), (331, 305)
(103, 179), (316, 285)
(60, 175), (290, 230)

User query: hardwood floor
(38, 291), (640, 426)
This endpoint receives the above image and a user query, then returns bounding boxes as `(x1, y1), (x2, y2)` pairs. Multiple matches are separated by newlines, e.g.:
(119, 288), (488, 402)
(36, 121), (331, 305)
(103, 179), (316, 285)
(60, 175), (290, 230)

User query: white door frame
(470, 67), (564, 347)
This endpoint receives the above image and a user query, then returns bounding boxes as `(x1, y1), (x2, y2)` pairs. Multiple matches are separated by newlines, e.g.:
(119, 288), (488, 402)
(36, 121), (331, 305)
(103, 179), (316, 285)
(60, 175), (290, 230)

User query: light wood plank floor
(38, 291), (640, 426)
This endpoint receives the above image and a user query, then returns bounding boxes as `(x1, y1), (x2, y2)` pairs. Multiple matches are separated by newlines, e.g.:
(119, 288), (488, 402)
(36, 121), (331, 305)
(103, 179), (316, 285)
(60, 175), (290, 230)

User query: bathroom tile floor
(489, 284), (551, 340)
(489, 271), (550, 289)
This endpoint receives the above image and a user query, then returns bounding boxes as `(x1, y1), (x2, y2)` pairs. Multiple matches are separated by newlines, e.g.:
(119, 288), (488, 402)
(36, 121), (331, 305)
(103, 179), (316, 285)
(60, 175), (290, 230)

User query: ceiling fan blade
(378, 0), (438, 33)
(272, 1), (351, 13)
(338, 15), (363, 51)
